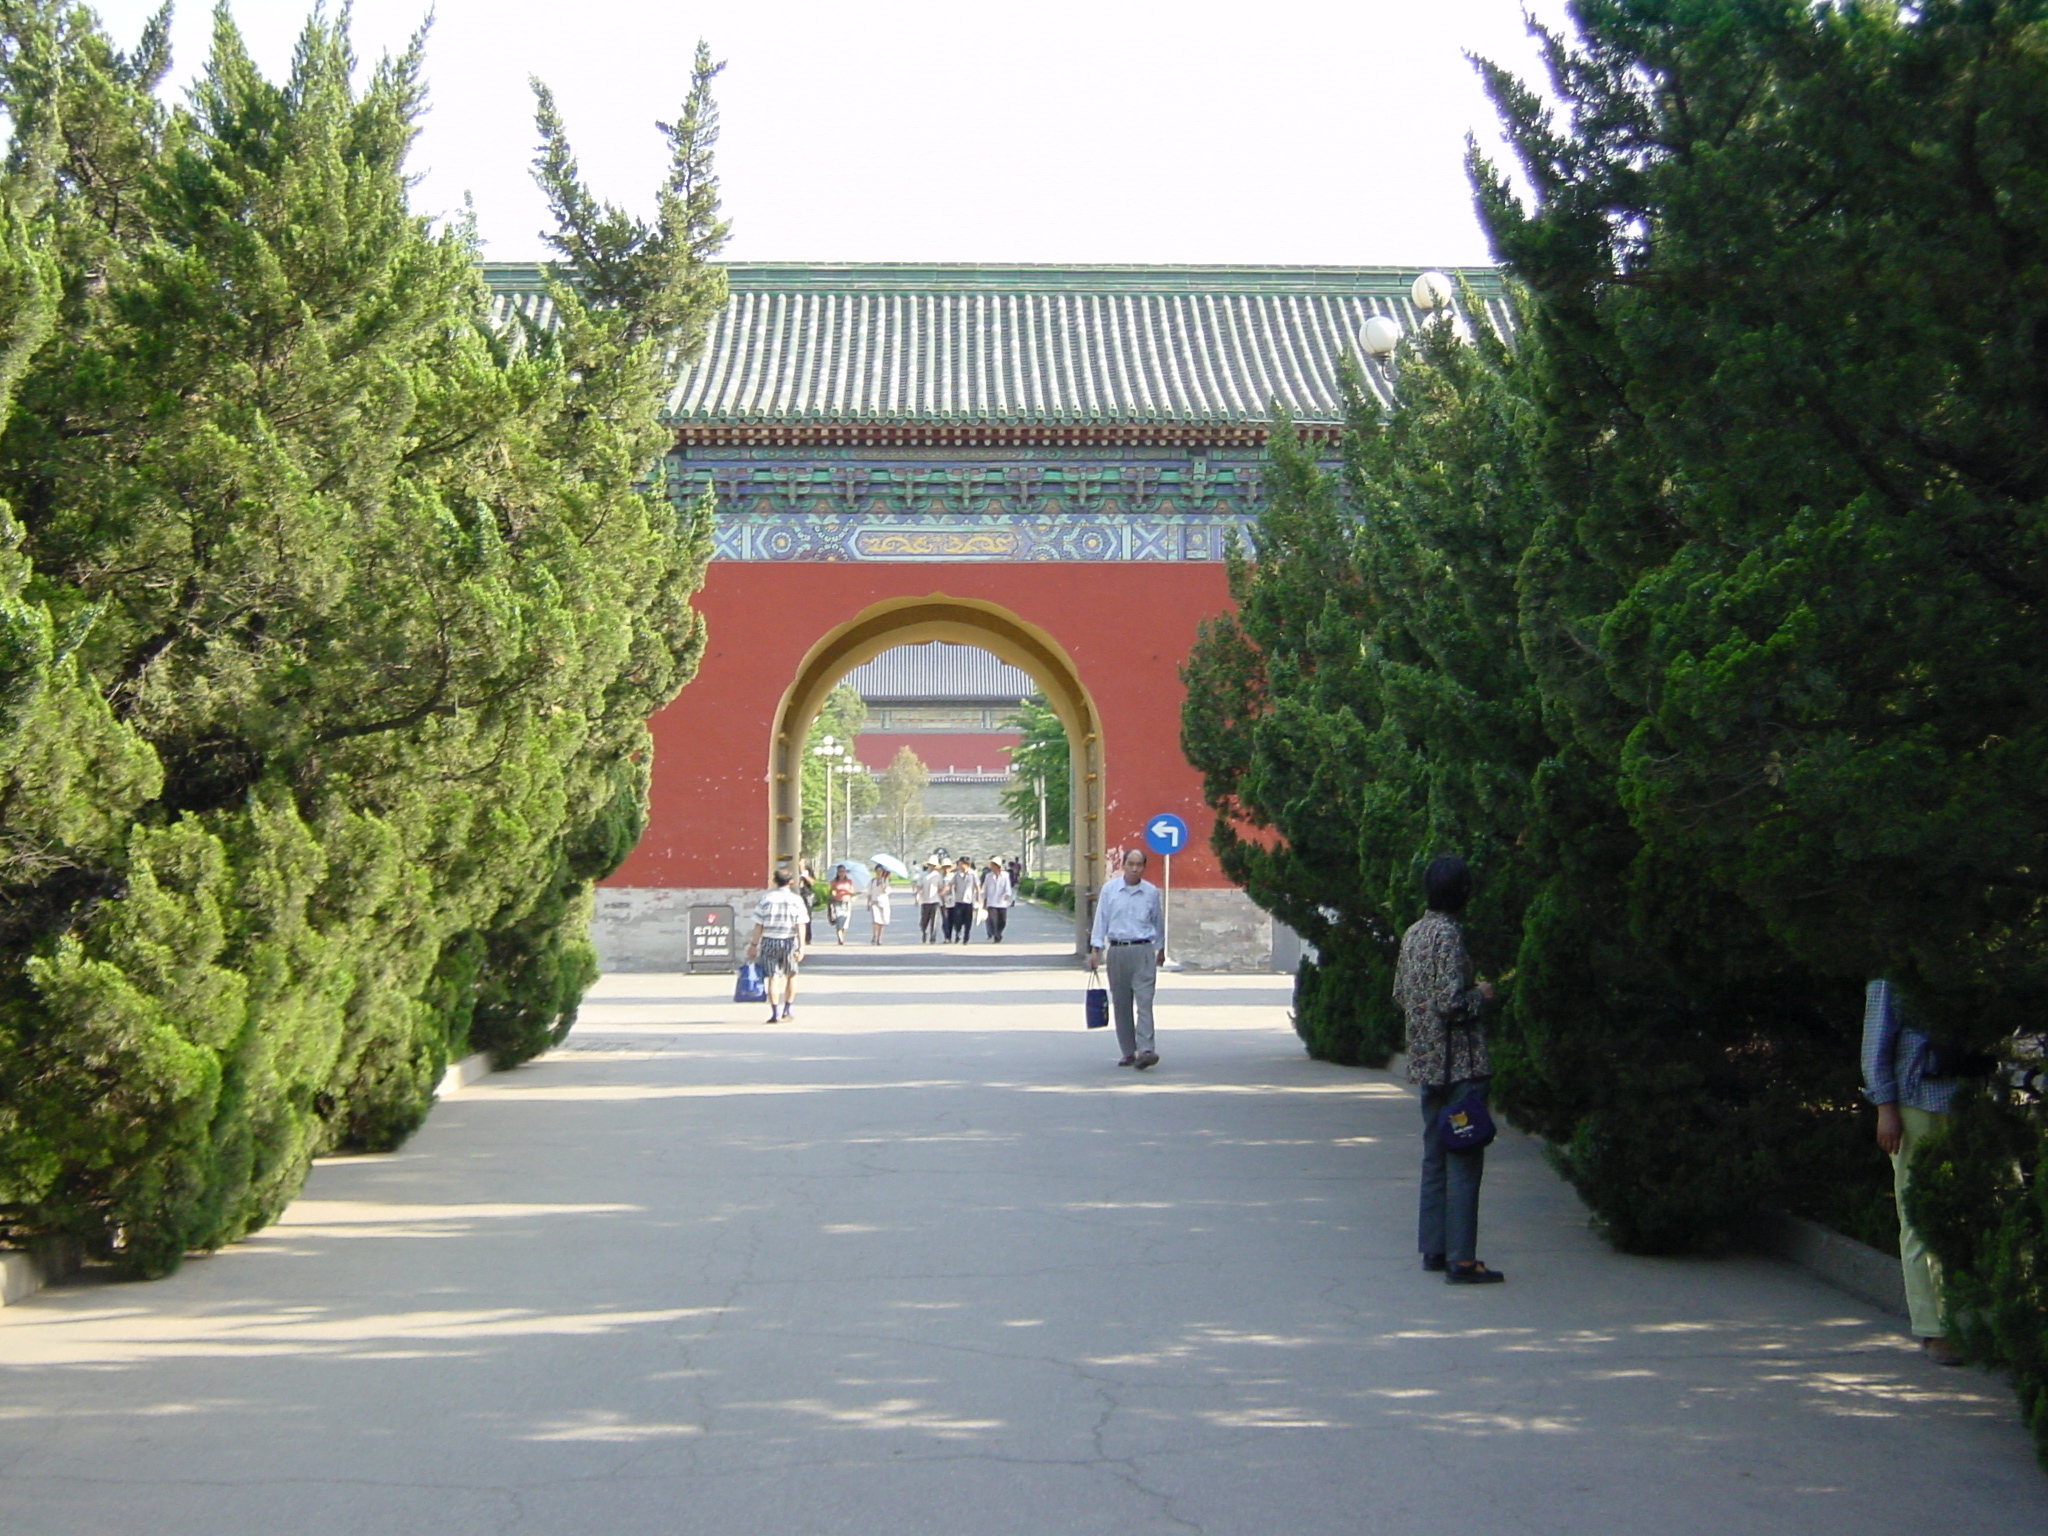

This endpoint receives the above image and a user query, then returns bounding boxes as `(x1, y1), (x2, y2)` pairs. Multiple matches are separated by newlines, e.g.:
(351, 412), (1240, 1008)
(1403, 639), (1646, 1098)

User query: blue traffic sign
(1143, 813), (1189, 857)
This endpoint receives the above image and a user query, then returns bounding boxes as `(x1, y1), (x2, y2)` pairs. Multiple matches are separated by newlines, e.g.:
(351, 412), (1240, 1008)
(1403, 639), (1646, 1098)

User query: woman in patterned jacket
(1393, 855), (1502, 1285)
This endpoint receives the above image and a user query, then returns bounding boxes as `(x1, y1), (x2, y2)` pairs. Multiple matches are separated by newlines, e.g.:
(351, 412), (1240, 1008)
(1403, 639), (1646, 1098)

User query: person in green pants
(1861, 979), (1962, 1366)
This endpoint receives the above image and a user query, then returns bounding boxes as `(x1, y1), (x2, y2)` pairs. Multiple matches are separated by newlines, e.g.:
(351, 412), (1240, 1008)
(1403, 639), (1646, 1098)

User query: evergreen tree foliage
(1184, 293), (1879, 1251)
(0, 4), (726, 1275)
(1905, 1072), (2048, 1464)
(1183, 311), (1550, 1069)
(1470, 0), (2047, 1034)
(1460, 0), (2048, 1437)
(801, 683), (876, 864)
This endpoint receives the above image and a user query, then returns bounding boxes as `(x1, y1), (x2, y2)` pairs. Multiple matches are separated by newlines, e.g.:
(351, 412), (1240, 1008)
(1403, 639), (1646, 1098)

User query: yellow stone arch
(769, 595), (1105, 952)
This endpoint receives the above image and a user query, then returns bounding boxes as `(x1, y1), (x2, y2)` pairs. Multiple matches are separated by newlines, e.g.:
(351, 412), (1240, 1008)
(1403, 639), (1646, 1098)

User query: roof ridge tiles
(485, 261), (1509, 429)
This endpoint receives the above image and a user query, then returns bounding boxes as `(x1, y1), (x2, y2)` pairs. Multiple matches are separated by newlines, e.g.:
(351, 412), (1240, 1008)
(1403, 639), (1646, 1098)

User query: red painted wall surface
(853, 732), (1021, 775)
(608, 561), (1236, 889)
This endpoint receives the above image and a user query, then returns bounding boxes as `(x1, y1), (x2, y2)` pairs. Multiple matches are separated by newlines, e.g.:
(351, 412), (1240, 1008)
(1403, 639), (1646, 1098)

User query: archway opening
(769, 597), (1105, 952)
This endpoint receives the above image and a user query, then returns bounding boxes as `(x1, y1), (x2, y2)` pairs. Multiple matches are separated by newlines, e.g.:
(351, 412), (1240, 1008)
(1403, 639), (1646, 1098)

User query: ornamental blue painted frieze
(667, 446), (1268, 562)
(706, 512), (1255, 563)
(671, 448), (1269, 561)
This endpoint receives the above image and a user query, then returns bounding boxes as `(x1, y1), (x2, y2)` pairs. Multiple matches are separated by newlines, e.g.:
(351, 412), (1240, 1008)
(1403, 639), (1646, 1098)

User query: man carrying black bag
(1087, 848), (1164, 1069)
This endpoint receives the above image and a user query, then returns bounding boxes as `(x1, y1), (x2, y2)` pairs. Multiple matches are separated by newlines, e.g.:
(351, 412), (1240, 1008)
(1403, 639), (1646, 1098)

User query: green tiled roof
(483, 262), (1506, 428)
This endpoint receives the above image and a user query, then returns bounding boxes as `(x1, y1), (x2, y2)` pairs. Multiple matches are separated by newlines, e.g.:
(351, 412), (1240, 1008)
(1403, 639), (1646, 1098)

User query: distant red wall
(607, 561), (1236, 889)
(854, 732), (1020, 775)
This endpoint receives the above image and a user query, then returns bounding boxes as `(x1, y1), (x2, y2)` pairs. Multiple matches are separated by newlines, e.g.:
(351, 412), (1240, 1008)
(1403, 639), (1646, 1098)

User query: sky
(84, 0), (1575, 269)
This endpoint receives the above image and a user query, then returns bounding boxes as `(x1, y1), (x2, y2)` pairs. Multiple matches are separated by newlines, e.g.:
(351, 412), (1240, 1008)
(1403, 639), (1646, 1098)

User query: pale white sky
(86, 0), (1571, 267)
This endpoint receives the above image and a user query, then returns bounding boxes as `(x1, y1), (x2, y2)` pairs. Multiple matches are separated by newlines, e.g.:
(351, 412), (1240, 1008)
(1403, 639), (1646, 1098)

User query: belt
(1108, 938), (1153, 946)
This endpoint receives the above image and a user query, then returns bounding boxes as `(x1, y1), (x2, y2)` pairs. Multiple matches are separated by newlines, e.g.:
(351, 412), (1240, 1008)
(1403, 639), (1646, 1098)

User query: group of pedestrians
(914, 855), (1015, 943)
(744, 854), (1021, 980)
(803, 861), (905, 946)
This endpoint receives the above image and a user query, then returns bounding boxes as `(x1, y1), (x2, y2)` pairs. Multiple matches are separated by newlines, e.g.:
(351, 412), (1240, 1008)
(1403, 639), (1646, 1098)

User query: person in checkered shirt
(746, 870), (809, 1022)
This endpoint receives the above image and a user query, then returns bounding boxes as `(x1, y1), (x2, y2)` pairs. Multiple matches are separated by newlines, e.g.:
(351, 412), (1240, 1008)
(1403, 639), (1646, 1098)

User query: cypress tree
(1469, 0), (2048, 1445)
(0, 5), (725, 1274)
(1183, 291), (1879, 1252)
(1470, 0), (2048, 1037)
(1183, 306), (1552, 1068)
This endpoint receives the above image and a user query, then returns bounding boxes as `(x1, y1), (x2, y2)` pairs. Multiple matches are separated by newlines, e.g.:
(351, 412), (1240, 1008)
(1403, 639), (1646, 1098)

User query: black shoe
(1421, 1253), (1447, 1272)
(1445, 1262), (1505, 1285)
(1118, 1054), (1137, 1067)
(765, 1010), (780, 1024)
(1133, 1050), (1159, 1070)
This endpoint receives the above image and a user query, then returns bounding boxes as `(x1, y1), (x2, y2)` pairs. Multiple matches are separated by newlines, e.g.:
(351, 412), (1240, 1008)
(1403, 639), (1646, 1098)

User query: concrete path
(0, 965), (2040, 1535)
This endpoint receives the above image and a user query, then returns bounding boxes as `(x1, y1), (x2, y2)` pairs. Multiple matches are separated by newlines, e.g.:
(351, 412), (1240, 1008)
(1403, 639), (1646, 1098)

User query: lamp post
(811, 736), (845, 866)
(836, 759), (862, 867)
(1034, 774), (1047, 879)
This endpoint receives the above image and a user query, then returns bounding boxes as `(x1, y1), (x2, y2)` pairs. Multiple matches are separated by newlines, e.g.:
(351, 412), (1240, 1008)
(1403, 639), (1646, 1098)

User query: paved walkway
(1, 958), (2040, 1535)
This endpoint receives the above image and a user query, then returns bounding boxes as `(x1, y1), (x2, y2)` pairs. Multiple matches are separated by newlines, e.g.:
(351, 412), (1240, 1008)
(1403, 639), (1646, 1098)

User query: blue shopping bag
(1435, 1092), (1497, 1152)
(1085, 980), (1110, 1030)
(734, 963), (767, 1004)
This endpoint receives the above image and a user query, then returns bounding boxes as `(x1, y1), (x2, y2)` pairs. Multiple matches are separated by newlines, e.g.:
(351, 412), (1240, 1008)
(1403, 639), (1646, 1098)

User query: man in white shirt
(745, 870), (808, 1022)
(914, 859), (945, 943)
(1088, 848), (1165, 1068)
(946, 856), (979, 943)
(981, 857), (1014, 942)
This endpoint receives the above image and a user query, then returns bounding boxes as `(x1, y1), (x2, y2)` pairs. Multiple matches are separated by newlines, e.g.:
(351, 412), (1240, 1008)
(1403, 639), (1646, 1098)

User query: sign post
(686, 904), (736, 973)
(1143, 813), (1189, 968)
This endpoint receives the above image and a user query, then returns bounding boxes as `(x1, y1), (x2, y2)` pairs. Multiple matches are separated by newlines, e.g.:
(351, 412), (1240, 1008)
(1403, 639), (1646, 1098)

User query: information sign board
(687, 904), (737, 973)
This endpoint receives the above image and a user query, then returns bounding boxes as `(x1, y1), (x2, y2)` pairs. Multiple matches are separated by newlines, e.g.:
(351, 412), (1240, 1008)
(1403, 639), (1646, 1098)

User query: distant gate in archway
(485, 263), (1508, 967)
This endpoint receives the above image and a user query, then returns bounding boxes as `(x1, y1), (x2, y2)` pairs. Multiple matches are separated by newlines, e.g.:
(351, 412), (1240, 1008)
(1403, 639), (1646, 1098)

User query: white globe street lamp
(1411, 269), (1454, 312)
(1360, 314), (1403, 357)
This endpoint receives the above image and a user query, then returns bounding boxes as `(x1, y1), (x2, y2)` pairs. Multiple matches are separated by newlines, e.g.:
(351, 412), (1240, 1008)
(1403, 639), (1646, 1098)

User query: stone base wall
(592, 886), (760, 973)
(1166, 886), (1273, 971)
(594, 883), (1279, 973)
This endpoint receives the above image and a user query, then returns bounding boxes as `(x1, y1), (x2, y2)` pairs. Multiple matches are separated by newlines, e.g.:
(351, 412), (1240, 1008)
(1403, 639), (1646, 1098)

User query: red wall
(608, 561), (1236, 890)
(853, 732), (1020, 775)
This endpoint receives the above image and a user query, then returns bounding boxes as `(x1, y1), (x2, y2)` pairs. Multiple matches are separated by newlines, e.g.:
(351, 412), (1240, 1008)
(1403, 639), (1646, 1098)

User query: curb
(1371, 1063), (1906, 1322)
(1755, 1210), (1907, 1318)
(438, 1049), (495, 1097)
(0, 1050), (498, 1310)
(0, 1239), (82, 1308)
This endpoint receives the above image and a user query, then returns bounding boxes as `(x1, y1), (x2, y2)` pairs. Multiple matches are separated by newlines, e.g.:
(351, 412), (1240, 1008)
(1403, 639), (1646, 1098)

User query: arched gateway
(485, 263), (1506, 967)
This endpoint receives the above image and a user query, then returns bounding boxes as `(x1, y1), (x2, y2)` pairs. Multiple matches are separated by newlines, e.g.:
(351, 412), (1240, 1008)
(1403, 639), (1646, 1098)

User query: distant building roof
(844, 643), (1037, 705)
(482, 263), (1508, 430)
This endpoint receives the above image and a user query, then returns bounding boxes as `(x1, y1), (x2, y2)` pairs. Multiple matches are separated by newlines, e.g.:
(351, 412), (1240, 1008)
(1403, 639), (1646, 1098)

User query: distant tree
(999, 698), (1069, 861)
(801, 683), (876, 863)
(868, 747), (936, 868)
